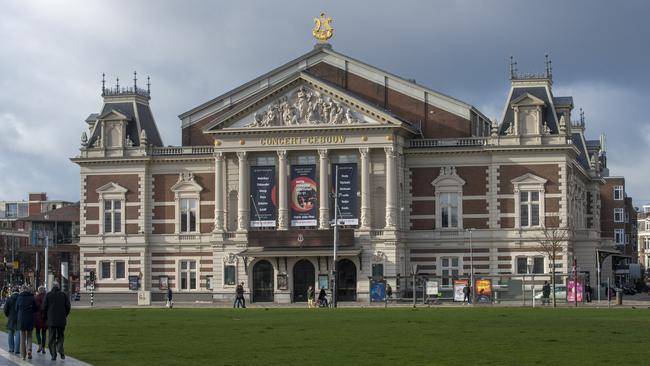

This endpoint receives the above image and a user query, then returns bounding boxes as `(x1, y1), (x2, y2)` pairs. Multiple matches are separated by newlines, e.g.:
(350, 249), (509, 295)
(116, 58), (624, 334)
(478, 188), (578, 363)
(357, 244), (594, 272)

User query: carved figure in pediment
(321, 97), (333, 122)
(282, 104), (298, 126)
(307, 99), (320, 124)
(330, 104), (344, 124)
(542, 121), (551, 134)
(505, 123), (514, 135)
(345, 108), (357, 124)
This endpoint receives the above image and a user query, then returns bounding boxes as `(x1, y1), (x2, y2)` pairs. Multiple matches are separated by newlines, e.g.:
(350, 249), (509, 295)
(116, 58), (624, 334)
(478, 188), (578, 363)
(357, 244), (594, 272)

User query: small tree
(538, 224), (571, 307)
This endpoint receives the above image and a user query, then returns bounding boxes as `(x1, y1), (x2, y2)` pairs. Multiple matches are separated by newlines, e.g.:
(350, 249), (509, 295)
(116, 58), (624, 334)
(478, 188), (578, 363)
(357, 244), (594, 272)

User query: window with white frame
(115, 261), (126, 279)
(439, 192), (460, 229)
(103, 200), (122, 233)
(96, 182), (128, 235)
(646, 221), (650, 231)
(224, 265), (236, 285)
(511, 173), (547, 229)
(614, 229), (624, 244)
(180, 198), (198, 233)
(440, 257), (460, 287)
(180, 260), (197, 290)
(171, 173), (203, 235)
(533, 257), (544, 274)
(100, 261), (111, 279)
(614, 208), (624, 223)
(644, 238), (650, 250)
(520, 191), (541, 227)
(613, 186), (623, 200)
(431, 166), (465, 230)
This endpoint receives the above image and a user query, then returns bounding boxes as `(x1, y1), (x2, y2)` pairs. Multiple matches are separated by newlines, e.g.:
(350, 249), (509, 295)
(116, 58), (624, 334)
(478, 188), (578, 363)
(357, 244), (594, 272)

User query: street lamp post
(332, 165), (340, 308)
(44, 235), (49, 290)
(466, 228), (474, 304)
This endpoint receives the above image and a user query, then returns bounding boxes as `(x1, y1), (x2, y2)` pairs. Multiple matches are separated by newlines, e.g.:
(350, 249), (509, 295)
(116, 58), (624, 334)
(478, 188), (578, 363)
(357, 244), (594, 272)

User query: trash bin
(615, 290), (623, 305)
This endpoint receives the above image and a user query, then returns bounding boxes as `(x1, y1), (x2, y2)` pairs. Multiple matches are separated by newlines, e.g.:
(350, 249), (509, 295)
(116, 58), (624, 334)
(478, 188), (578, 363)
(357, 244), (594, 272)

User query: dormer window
(509, 93), (546, 136)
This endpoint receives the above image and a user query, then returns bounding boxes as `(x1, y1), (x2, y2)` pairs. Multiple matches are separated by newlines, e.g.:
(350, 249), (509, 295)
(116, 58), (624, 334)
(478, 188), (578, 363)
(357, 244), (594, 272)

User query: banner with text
(331, 163), (359, 225)
(250, 166), (277, 227)
(290, 165), (318, 226)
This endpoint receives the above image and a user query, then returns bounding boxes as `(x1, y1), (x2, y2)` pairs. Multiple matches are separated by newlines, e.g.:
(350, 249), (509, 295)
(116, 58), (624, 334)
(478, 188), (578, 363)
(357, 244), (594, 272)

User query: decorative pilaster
(277, 150), (288, 230)
(237, 151), (249, 231)
(213, 152), (225, 232)
(384, 146), (397, 229)
(318, 149), (330, 229)
(359, 147), (371, 229)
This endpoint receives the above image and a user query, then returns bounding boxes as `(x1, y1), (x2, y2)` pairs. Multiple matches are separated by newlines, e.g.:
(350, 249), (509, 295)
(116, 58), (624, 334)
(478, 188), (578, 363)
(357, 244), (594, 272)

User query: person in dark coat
(34, 286), (47, 354)
(15, 285), (36, 360)
(462, 285), (471, 304)
(542, 281), (551, 305)
(166, 287), (173, 308)
(3, 287), (20, 353)
(43, 281), (71, 361)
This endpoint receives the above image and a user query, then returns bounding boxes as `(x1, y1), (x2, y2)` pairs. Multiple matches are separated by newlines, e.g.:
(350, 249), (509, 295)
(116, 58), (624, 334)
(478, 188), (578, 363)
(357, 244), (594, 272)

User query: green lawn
(9, 307), (650, 365)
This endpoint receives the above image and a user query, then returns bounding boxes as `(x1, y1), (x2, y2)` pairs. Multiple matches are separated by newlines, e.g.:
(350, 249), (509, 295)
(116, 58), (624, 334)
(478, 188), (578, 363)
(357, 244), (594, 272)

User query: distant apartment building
(638, 204), (650, 271)
(0, 193), (74, 285)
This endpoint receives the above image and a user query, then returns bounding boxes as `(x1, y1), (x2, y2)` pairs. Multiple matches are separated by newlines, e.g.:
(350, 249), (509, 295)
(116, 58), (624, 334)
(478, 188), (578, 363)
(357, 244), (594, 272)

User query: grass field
(9, 307), (650, 365)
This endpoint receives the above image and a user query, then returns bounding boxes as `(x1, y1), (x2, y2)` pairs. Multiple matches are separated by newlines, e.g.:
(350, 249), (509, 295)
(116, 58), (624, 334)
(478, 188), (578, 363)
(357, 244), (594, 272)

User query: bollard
(616, 290), (622, 305)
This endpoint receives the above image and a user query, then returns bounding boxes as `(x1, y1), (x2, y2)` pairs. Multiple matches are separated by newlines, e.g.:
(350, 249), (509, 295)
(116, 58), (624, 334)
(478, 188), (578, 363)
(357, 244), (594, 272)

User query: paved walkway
(0, 332), (90, 366)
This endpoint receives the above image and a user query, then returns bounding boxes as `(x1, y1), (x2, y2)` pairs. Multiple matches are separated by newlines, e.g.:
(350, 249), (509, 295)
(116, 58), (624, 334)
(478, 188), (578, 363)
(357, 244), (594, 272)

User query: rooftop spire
(545, 54), (553, 79)
(116, 77), (120, 91)
(147, 76), (150, 95)
(133, 71), (138, 89)
(580, 108), (585, 126)
(509, 55), (518, 79)
(101, 73), (106, 95)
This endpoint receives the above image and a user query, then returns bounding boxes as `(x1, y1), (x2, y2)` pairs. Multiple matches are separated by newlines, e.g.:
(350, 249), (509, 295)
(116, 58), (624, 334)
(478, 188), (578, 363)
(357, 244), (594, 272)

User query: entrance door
(252, 260), (274, 302)
(293, 259), (315, 302)
(337, 259), (357, 301)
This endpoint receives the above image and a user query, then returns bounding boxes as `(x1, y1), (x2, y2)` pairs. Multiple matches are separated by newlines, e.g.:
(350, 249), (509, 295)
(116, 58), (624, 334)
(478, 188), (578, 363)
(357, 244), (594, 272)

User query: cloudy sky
(1, 0), (649, 204)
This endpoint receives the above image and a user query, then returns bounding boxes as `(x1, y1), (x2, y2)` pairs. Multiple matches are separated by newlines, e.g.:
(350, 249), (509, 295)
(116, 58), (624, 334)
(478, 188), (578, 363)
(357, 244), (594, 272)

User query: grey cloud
(0, 0), (648, 204)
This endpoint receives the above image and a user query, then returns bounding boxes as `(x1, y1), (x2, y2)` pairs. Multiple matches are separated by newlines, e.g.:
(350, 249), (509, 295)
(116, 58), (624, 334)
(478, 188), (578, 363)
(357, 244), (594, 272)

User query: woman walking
(15, 285), (36, 360)
(34, 286), (47, 354)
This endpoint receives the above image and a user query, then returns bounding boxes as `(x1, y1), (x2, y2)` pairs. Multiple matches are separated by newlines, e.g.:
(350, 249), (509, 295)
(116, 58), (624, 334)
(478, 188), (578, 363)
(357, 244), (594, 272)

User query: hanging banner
(290, 165), (318, 226)
(250, 166), (277, 227)
(331, 163), (359, 225)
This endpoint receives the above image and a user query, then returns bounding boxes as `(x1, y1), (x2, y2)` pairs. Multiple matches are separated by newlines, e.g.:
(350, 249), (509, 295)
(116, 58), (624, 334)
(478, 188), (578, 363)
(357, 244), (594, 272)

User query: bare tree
(538, 224), (571, 307)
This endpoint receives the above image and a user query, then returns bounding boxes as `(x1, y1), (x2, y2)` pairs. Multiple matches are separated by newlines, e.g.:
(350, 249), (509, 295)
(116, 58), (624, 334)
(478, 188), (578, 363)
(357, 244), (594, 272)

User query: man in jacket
(43, 281), (71, 361)
(3, 287), (20, 353)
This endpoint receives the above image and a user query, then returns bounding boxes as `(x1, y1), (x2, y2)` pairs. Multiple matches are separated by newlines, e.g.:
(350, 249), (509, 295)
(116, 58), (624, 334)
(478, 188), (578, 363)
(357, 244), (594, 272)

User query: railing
(409, 137), (489, 148)
(369, 230), (384, 237)
(149, 146), (214, 156)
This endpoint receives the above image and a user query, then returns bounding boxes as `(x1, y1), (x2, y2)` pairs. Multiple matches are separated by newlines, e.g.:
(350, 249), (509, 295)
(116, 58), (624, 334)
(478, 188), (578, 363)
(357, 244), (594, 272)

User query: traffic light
(89, 270), (95, 282)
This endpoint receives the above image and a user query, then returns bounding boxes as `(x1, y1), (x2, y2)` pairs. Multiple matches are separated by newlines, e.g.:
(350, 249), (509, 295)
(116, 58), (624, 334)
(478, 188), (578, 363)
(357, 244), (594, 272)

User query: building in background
(0, 193), (73, 286)
(638, 204), (650, 274)
(18, 205), (80, 293)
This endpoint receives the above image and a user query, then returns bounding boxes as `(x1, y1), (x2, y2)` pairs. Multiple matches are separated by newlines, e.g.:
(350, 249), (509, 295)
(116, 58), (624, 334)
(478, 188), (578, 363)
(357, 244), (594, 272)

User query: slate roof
(499, 86), (559, 134)
(572, 133), (591, 170)
(86, 100), (163, 148)
(553, 96), (573, 107)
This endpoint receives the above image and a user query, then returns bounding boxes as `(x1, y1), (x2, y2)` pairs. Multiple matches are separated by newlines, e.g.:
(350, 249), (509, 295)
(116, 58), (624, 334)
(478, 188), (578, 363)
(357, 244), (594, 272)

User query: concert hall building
(73, 41), (618, 304)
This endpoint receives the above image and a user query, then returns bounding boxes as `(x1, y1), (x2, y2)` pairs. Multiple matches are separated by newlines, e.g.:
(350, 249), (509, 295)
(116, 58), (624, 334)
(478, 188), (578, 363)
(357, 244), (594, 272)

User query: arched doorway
(252, 260), (274, 302)
(337, 259), (357, 301)
(292, 259), (315, 302)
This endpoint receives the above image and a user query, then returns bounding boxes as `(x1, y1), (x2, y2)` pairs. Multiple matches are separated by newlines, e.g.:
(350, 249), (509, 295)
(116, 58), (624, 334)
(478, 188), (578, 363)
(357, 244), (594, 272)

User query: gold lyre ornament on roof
(312, 13), (333, 43)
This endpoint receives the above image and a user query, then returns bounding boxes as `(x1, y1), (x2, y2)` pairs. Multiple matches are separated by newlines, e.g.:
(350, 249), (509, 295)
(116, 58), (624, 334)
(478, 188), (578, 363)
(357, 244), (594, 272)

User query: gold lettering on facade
(259, 136), (346, 146)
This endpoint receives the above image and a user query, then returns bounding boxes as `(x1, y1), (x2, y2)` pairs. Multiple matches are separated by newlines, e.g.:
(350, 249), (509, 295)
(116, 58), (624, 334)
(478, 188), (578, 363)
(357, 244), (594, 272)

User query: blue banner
(250, 166), (277, 227)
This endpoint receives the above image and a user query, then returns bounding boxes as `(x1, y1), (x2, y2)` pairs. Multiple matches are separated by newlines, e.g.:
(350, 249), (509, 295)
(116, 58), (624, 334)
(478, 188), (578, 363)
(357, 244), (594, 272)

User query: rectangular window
(644, 238), (650, 250)
(372, 263), (384, 278)
(613, 186), (623, 200)
(614, 208), (624, 222)
(100, 261), (111, 279)
(103, 199), (122, 233)
(180, 260), (197, 290)
(180, 198), (197, 233)
(520, 191), (541, 227)
(115, 261), (125, 279)
(516, 257), (528, 274)
(533, 257), (544, 274)
(646, 222), (650, 231)
(224, 265), (236, 285)
(614, 229), (624, 244)
(440, 192), (460, 229)
(6, 203), (18, 218)
(441, 257), (460, 286)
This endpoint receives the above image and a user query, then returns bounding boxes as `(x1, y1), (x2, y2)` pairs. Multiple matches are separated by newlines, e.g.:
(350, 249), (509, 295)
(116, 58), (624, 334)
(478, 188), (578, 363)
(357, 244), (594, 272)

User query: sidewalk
(0, 332), (91, 366)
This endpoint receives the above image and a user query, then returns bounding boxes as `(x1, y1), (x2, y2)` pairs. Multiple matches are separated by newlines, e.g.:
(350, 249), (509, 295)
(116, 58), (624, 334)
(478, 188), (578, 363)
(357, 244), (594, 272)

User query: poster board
(474, 279), (493, 304)
(453, 279), (468, 302)
(370, 280), (386, 302)
(426, 280), (439, 296)
(567, 278), (584, 302)
(159, 276), (169, 290)
(128, 275), (140, 291)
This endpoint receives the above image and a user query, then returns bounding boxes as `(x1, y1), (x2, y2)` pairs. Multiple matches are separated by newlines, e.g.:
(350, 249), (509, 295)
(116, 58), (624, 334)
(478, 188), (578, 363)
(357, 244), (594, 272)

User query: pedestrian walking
(542, 281), (551, 305)
(234, 282), (246, 308)
(318, 288), (328, 307)
(307, 285), (315, 308)
(16, 285), (36, 360)
(585, 283), (593, 303)
(166, 287), (173, 308)
(43, 281), (71, 361)
(462, 284), (471, 304)
(3, 286), (20, 354)
(34, 286), (47, 354)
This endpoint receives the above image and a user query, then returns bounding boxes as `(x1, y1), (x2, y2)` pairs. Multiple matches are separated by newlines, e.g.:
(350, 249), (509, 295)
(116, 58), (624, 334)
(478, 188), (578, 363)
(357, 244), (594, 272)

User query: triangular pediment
(96, 182), (128, 194)
(97, 109), (129, 121)
(204, 73), (415, 133)
(171, 173), (203, 193)
(511, 173), (547, 185)
(510, 93), (546, 107)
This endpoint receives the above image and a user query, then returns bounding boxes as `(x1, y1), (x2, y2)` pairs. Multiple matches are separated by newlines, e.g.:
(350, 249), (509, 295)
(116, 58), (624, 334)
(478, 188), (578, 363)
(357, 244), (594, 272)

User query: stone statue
(81, 131), (88, 146)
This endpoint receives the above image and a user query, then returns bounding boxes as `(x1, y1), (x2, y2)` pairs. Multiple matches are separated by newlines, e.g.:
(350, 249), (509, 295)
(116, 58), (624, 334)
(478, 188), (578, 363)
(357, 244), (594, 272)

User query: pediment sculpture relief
(245, 86), (367, 128)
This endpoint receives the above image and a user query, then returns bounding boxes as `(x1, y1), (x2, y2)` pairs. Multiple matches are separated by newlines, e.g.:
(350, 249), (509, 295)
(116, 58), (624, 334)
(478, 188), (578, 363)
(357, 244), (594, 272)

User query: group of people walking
(3, 281), (71, 361)
(307, 286), (329, 308)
